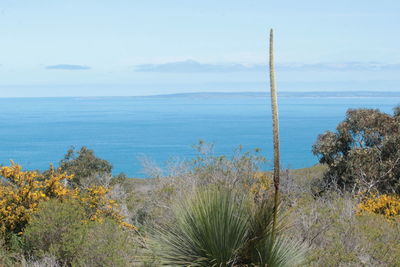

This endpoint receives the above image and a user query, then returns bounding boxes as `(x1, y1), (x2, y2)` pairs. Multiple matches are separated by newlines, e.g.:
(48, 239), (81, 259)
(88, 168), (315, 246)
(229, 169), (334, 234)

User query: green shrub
(23, 199), (86, 264)
(72, 219), (134, 267)
(24, 199), (134, 266)
(0, 238), (18, 266)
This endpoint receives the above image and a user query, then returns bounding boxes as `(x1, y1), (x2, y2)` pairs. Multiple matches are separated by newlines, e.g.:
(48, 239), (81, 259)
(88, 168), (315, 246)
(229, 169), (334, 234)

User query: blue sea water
(0, 95), (399, 177)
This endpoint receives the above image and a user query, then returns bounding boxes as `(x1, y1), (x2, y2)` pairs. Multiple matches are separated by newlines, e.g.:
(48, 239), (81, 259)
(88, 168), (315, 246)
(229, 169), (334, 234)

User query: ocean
(0, 93), (399, 177)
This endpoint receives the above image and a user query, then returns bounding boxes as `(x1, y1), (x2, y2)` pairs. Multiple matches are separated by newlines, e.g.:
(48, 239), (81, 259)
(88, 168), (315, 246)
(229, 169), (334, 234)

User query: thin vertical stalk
(269, 29), (280, 240)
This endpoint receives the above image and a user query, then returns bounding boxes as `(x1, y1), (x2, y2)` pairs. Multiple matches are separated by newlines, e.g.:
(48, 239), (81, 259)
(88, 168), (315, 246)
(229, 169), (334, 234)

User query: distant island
(146, 91), (400, 98)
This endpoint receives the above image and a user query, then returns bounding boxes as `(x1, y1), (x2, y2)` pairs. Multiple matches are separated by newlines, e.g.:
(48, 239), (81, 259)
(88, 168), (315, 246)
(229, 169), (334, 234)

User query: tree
(312, 107), (400, 194)
(59, 146), (113, 187)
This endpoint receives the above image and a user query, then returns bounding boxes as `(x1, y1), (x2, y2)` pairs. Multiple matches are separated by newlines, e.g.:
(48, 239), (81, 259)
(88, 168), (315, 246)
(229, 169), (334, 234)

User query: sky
(0, 0), (399, 97)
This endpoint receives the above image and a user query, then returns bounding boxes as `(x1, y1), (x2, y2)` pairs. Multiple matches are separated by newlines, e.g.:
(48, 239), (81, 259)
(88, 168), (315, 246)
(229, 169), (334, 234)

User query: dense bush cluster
(0, 151), (137, 266)
(0, 163), (72, 235)
(0, 163), (134, 236)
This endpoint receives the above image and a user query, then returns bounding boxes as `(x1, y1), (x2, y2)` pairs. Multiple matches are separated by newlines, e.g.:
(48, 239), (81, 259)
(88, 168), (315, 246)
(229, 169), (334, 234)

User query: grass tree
(152, 30), (305, 267)
(154, 188), (305, 266)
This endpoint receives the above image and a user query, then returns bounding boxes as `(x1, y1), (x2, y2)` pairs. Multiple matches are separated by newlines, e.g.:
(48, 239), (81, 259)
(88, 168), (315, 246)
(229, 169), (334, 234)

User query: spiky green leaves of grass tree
(154, 187), (305, 266)
(155, 188), (249, 266)
(245, 199), (305, 267)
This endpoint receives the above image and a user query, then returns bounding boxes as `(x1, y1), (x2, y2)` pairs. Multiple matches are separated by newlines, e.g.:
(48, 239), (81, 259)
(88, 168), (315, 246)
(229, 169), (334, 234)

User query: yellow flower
(0, 162), (136, 235)
(357, 193), (400, 220)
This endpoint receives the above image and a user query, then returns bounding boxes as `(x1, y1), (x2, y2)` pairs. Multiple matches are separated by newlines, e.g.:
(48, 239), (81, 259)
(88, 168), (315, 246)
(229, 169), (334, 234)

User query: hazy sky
(0, 0), (399, 96)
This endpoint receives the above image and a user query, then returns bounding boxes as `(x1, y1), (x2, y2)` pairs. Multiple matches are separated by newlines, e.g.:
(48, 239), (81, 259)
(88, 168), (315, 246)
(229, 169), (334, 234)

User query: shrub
(76, 219), (134, 267)
(0, 163), (73, 236)
(23, 199), (87, 264)
(357, 194), (400, 219)
(0, 162), (135, 241)
(24, 199), (134, 266)
(288, 193), (400, 266)
(312, 107), (400, 194)
(189, 141), (266, 189)
(146, 142), (266, 194)
(0, 238), (18, 266)
(135, 142), (267, 229)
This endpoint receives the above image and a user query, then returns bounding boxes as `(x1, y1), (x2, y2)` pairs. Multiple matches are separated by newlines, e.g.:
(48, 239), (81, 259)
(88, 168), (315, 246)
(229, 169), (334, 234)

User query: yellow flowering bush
(249, 172), (272, 201)
(0, 162), (135, 236)
(357, 194), (400, 219)
(78, 185), (137, 230)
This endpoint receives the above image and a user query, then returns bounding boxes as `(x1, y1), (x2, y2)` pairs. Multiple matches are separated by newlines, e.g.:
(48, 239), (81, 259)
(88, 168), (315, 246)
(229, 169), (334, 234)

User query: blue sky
(0, 0), (399, 96)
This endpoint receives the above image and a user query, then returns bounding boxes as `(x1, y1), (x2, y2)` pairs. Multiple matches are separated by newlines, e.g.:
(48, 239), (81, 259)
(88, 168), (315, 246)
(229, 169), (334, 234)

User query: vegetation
(24, 200), (134, 266)
(0, 160), (137, 266)
(287, 190), (400, 266)
(312, 107), (400, 194)
(0, 163), (73, 236)
(357, 193), (400, 219)
(155, 187), (305, 266)
(59, 146), (115, 187)
(0, 105), (399, 266)
(269, 28), (281, 239)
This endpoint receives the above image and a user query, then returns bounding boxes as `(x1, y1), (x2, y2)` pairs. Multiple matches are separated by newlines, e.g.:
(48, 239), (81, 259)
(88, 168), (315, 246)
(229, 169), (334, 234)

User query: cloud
(45, 64), (91, 70)
(135, 60), (263, 73)
(277, 62), (400, 71)
(135, 60), (400, 73)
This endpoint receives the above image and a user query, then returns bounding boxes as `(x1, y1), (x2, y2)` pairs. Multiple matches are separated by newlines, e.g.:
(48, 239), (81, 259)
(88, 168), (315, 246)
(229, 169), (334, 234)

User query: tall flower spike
(269, 29), (281, 240)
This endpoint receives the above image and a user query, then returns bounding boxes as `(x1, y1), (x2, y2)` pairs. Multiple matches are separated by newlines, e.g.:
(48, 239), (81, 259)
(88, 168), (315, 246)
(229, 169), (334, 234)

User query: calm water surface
(0, 95), (399, 177)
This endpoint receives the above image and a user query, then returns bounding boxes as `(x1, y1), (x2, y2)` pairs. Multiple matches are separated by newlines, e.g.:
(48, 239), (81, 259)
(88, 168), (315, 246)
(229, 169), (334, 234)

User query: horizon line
(1, 90), (400, 99)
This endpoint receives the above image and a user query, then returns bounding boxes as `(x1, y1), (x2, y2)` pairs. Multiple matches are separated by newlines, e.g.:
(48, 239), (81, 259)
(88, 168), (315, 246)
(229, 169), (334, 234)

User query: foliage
(4, 141), (400, 266)
(357, 194), (400, 219)
(76, 219), (134, 266)
(154, 187), (305, 266)
(23, 199), (87, 264)
(244, 196), (304, 267)
(288, 192), (400, 266)
(189, 141), (266, 189)
(249, 171), (272, 201)
(0, 163), (73, 236)
(0, 162), (135, 240)
(24, 199), (134, 266)
(157, 188), (248, 266)
(0, 238), (18, 266)
(59, 146), (113, 186)
(134, 142), (266, 229)
(312, 107), (400, 194)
